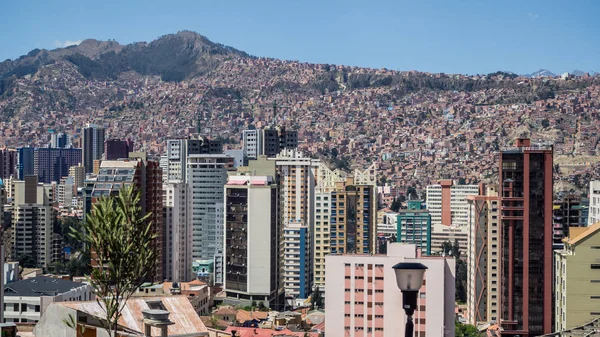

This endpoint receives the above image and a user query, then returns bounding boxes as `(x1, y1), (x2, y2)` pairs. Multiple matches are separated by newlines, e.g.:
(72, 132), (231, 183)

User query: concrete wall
(564, 232), (600, 328)
(247, 186), (273, 295)
(32, 303), (77, 337)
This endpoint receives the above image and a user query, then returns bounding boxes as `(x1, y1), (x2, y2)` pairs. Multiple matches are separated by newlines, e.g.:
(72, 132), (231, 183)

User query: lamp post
(392, 262), (428, 337)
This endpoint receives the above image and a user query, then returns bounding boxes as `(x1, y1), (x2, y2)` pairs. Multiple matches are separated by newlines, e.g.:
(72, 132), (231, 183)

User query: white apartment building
(426, 181), (480, 227)
(161, 138), (189, 182)
(163, 181), (190, 282)
(427, 181), (480, 253)
(283, 221), (310, 299)
(313, 191), (332, 290)
(377, 211), (399, 237)
(3, 276), (93, 323)
(242, 129), (262, 159)
(57, 176), (75, 207)
(186, 155), (229, 283)
(588, 180), (600, 225)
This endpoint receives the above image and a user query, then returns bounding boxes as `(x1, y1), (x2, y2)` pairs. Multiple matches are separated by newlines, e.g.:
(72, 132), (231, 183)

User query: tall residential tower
(499, 138), (553, 336)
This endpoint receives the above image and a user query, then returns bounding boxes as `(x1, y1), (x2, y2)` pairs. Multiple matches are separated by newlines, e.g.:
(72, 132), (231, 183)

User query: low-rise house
(33, 296), (209, 337)
(163, 279), (211, 315)
(3, 276), (93, 323)
(132, 279), (211, 315)
(213, 306), (238, 324)
(273, 311), (303, 327)
(235, 309), (269, 327)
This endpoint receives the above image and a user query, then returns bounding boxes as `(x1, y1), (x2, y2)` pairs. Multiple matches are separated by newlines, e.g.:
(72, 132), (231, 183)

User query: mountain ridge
(0, 31), (252, 83)
(2, 31), (596, 83)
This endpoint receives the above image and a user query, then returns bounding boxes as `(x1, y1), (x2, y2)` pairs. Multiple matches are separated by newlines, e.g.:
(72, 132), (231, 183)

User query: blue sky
(1, 0), (598, 75)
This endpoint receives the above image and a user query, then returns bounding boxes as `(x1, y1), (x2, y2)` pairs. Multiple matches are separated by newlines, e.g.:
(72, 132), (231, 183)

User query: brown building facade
(499, 138), (553, 336)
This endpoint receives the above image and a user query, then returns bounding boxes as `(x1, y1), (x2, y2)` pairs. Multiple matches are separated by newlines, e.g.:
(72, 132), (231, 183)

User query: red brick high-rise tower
(499, 138), (553, 336)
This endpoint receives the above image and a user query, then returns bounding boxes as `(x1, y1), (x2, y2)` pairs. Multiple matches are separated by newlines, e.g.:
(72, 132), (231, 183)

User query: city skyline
(1, 0), (599, 75)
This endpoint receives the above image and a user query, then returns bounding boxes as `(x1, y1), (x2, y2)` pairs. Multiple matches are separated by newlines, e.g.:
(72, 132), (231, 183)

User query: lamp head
(392, 262), (428, 292)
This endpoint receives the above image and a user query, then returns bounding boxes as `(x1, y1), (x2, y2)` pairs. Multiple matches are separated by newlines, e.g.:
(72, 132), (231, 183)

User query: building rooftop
(4, 276), (86, 297)
(58, 296), (208, 336)
(564, 222), (600, 246)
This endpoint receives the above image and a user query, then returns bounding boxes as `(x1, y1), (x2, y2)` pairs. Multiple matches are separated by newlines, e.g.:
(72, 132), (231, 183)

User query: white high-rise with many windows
(588, 180), (600, 225)
(187, 155), (230, 283)
(426, 181), (480, 227)
(163, 182), (190, 282)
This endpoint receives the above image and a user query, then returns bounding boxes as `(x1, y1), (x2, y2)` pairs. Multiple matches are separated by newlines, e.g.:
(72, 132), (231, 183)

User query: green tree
(311, 287), (323, 310)
(406, 186), (418, 200)
(18, 254), (37, 268)
(455, 322), (480, 337)
(541, 118), (550, 128)
(257, 302), (267, 311)
(61, 216), (84, 251)
(70, 185), (157, 337)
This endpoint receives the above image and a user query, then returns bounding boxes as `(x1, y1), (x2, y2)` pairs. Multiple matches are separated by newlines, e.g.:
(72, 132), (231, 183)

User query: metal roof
(59, 296), (208, 336)
(4, 276), (87, 297)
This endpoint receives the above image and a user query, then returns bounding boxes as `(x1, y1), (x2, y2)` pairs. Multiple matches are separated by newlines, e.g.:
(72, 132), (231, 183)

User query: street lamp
(392, 262), (428, 337)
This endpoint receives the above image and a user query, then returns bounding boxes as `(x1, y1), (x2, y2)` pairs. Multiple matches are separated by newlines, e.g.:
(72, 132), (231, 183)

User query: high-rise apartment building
(68, 163), (85, 190)
(554, 223), (600, 331)
(159, 137), (226, 282)
(33, 148), (82, 184)
(269, 150), (319, 298)
(49, 131), (69, 148)
(553, 194), (584, 246)
(224, 175), (281, 308)
(329, 177), (376, 255)
(186, 154), (230, 283)
(0, 178), (5, 231)
(312, 164), (374, 291)
(160, 137), (223, 182)
(11, 176), (61, 269)
(499, 138), (553, 336)
(396, 200), (432, 255)
(57, 176), (76, 207)
(104, 138), (132, 160)
(313, 190), (333, 289)
(242, 127), (298, 159)
(16, 147), (35, 180)
(0, 147), (17, 180)
(81, 123), (105, 174)
(426, 180), (480, 227)
(426, 181), (480, 253)
(325, 243), (456, 337)
(466, 184), (500, 326)
(163, 181), (189, 282)
(588, 180), (600, 226)
(91, 158), (163, 281)
(242, 129), (262, 160)
(282, 222), (310, 299)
